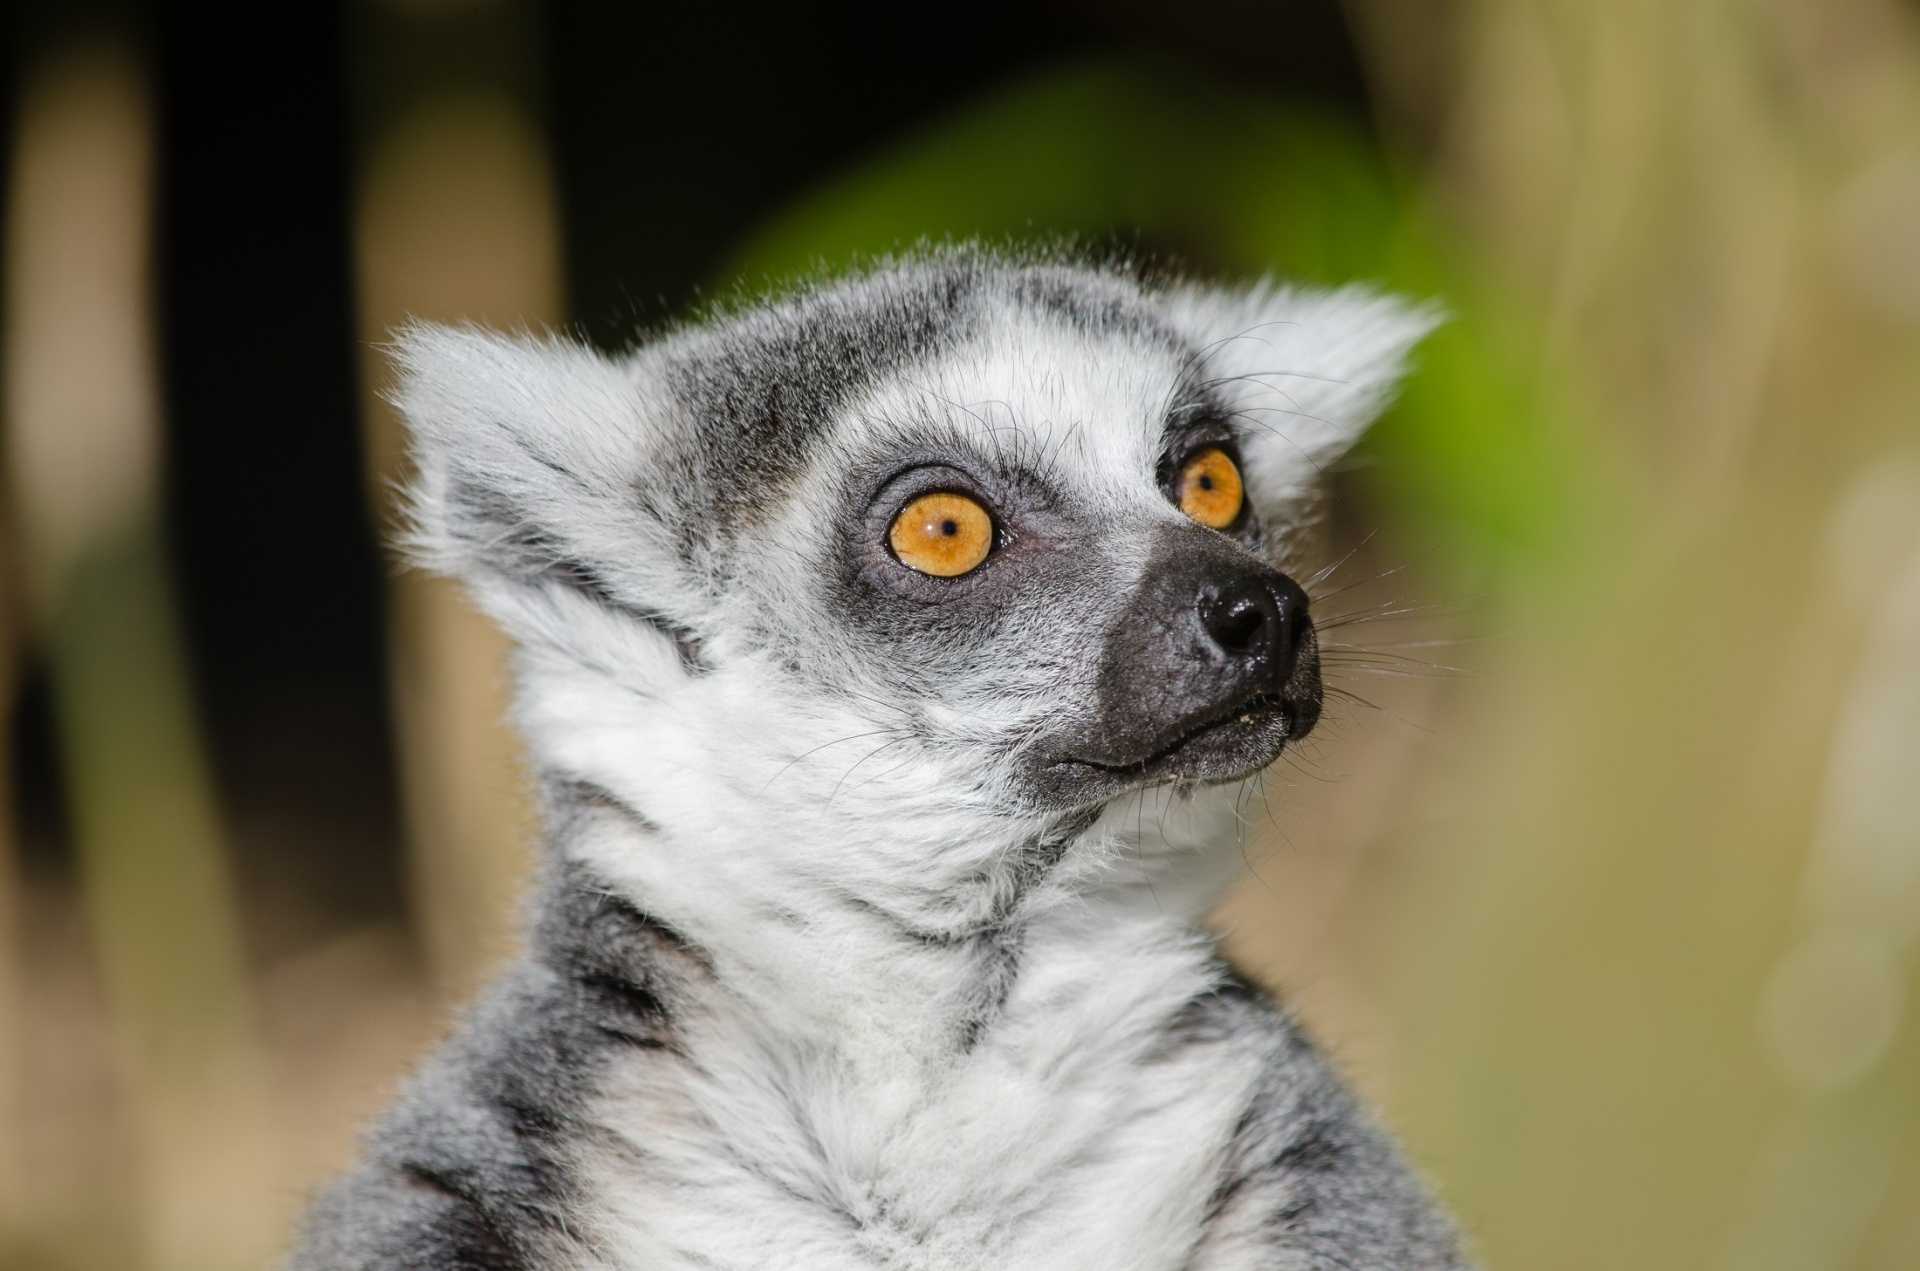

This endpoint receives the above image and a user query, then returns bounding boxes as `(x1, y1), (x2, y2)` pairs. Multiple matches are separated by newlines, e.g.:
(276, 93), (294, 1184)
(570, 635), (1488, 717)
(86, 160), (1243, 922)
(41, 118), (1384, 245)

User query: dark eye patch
(809, 441), (1112, 692)
(1153, 389), (1264, 549)
(664, 270), (982, 533)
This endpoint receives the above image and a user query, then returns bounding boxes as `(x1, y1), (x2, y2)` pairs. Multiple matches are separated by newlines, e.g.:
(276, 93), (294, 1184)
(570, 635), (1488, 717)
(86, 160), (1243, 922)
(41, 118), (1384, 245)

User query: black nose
(1200, 574), (1308, 674)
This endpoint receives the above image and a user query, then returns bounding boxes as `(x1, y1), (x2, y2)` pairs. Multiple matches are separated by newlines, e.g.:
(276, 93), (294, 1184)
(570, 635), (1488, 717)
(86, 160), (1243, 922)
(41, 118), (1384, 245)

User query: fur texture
(291, 252), (1467, 1270)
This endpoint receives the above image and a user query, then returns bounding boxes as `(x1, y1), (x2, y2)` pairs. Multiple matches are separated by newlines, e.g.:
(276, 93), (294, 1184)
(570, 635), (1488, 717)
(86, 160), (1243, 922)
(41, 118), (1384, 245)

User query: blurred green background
(2, 1), (1918, 1269)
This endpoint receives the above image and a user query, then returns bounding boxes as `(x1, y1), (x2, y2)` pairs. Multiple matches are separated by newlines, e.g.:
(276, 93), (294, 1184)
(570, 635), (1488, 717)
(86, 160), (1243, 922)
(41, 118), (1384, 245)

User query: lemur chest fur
(568, 902), (1268, 1271)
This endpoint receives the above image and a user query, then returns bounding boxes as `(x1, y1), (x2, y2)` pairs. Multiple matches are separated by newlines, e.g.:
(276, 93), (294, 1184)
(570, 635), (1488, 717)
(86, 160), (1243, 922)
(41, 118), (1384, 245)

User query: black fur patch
(543, 775), (667, 841)
(287, 856), (701, 1268)
(1175, 983), (1467, 1265)
(1161, 967), (1269, 1051)
(1008, 267), (1181, 345)
(667, 264), (982, 530)
(953, 923), (1026, 1053)
(446, 474), (711, 671)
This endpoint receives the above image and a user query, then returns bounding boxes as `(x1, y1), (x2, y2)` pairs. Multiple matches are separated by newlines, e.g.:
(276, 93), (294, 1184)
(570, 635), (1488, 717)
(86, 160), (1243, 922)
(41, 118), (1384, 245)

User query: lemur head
(399, 253), (1431, 869)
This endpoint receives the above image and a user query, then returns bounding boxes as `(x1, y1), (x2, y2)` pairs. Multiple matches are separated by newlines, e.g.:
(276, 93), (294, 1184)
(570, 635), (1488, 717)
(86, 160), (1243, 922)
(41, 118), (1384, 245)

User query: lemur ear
(392, 324), (705, 654)
(1162, 282), (1439, 507)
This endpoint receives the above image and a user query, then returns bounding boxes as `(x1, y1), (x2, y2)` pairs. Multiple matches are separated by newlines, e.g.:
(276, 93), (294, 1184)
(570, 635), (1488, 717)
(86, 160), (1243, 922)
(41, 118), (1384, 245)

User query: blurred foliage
(726, 61), (1398, 289)
(46, 533), (276, 1271)
(4, 40), (278, 1271)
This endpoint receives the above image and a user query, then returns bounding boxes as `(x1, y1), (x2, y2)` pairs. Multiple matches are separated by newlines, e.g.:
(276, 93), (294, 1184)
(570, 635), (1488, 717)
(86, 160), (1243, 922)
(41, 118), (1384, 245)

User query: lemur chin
(292, 249), (1471, 1270)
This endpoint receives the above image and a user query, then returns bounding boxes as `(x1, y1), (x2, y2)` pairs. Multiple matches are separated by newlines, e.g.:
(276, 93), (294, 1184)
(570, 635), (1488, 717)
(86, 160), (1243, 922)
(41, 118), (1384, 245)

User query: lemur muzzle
(1035, 523), (1323, 802)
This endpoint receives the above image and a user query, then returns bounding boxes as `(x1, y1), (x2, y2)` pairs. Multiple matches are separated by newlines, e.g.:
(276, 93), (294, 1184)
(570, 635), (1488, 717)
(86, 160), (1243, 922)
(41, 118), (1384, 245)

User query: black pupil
(940, 519), (958, 536)
(1198, 473), (1214, 490)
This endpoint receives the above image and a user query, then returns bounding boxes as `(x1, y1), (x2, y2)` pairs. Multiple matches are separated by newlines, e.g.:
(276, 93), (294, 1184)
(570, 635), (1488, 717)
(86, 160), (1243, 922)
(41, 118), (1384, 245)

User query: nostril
(1211, 601), (1268, 654)
(1202, 581), (1285, 660)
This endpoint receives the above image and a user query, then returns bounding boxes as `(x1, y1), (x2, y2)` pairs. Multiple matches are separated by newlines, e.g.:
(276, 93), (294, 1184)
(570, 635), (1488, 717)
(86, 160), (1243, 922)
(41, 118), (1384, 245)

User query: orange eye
(888, 491), (994, 577)
(1176, 447), (1244, 529)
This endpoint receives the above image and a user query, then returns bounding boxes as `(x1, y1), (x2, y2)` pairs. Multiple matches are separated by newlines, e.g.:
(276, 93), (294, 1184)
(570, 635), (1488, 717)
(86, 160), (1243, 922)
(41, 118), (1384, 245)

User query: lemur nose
(1200, 575), (1308, 673)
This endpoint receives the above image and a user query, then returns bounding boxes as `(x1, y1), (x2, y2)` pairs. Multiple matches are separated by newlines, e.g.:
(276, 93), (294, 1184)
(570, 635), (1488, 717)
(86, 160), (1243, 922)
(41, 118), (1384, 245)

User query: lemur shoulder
(292, 252), (1470, 1270)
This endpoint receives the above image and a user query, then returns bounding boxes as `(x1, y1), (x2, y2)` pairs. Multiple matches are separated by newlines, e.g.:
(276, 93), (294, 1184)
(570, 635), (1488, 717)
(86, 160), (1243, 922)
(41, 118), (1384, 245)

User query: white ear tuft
(1164, 282), (1440, 506)
(389, 323), (699, 639)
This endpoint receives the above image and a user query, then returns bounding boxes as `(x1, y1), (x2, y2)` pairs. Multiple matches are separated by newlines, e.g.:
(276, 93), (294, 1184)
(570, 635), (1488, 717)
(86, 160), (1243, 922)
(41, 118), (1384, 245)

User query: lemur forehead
(845, 318), (1213, 497)
(657, 260), (1197, 529)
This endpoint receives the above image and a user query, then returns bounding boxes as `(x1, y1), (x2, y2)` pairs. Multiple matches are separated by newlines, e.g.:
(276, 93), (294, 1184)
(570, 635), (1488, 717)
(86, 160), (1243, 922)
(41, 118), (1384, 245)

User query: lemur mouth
(1054, 692), (1297, 788)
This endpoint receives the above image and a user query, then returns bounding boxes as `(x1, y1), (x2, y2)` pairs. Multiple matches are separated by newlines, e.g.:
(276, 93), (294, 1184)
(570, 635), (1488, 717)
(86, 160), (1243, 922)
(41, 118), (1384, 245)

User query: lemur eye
(1176, 448), (1244, 529)
(888, 491), (994, 577)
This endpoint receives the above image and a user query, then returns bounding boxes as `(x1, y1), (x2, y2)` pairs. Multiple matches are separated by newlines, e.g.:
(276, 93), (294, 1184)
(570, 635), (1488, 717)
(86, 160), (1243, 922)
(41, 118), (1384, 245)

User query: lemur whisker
(1255, 776), (1285, 838)
(1323, 635), (1483, 650)
(1224, 408), (1337, 478)
(1322, 685), (1436, 733)
(1135, 799), (1165, 915)
(1197, 365), (1359, 390)
(1307, 568), (1418, 612)
(759, 729), (914, 795)
(1301, 531), (1381, 590)
(837, 750), (928, 799)
(1315, 597), (1475, 630)
(825, 738), (914, 807)
(1321, 649), (1470, 675)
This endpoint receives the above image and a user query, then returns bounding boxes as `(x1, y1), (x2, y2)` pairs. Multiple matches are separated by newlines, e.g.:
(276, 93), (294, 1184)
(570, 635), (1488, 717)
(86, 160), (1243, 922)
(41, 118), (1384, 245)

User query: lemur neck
(543, 773), (1239, 1066)
(515, 657), (1248, 1058)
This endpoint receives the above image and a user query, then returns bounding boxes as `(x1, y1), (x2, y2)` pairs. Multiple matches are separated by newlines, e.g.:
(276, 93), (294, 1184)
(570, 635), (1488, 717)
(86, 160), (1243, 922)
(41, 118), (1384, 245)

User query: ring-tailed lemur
(292, 251), (1469, 1270)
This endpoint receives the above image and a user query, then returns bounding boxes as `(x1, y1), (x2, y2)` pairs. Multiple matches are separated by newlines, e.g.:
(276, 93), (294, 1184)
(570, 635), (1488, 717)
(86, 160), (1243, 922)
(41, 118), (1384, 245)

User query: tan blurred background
(2, 1), (1917, 1269)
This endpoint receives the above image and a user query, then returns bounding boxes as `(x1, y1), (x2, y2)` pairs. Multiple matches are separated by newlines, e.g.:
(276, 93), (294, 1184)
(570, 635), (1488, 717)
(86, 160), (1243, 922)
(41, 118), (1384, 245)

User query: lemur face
(804, 315), (1324, 811)
(397, 256), (1431, 822)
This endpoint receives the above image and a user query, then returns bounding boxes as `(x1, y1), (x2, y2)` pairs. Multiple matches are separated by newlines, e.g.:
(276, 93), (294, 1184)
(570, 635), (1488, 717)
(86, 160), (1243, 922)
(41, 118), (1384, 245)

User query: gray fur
(291, 251), (1468, 1270)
